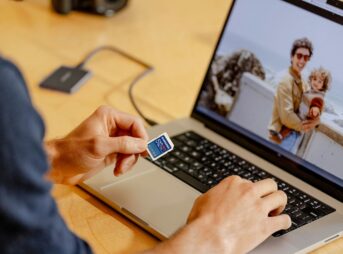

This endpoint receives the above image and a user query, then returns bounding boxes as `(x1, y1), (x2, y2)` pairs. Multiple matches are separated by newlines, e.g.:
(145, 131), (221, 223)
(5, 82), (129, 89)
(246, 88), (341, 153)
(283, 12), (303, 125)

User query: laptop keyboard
(145, 131), (335, 237)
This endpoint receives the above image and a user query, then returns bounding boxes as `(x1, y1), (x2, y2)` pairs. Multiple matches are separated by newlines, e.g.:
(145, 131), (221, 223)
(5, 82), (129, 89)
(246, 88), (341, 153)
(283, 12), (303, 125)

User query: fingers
(94, 106), (149, 141)
(102, 136), (147, 155)
(115, 129), (149, 157)
(267, 214), (292, 234)
(252, 178), (278, 197)
(141, 150), (149, 157)
(302, 120), (314, 127)
(303, 123), (316, 132)
(262, 190), (288, 216)
(114, 154), (139, 176)
(303, 118), (320, 127)
(113, 110), (149, 141)
(104, 153), (118, 166)
(212, 175), (243, 193)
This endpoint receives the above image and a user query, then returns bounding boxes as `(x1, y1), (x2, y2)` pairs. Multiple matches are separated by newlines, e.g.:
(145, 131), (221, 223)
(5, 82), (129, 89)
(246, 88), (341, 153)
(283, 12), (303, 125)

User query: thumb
(105, 136), (147, 155)
(268, 214), (292, 235)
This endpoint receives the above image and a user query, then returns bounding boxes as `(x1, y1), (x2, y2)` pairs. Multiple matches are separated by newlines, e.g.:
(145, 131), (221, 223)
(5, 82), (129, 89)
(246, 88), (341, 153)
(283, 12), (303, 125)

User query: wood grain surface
(0, 0), (341, 253)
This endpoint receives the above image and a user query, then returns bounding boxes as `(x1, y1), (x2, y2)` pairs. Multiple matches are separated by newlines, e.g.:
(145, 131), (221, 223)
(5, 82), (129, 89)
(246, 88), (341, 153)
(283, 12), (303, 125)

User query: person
(0, 56), (291, 254)
(298, 67), (331, 121)
(268, 38), (319, 153)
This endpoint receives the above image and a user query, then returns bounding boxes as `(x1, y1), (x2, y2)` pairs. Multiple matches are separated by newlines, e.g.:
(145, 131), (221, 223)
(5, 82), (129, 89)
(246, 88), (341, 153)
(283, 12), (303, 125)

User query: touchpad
(100, 165), (200, 237)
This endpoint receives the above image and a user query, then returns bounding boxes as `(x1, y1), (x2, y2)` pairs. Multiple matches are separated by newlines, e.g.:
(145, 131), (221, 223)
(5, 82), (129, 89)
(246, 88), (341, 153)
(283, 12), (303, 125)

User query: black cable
(76, 45), (158, 126)
(128, 67), (157, 126)
(76, 45), (151, 69)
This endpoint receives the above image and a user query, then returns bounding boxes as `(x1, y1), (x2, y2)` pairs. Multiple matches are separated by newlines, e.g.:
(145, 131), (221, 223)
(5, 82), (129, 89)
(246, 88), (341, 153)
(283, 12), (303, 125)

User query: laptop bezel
(191, 0), (343, 201)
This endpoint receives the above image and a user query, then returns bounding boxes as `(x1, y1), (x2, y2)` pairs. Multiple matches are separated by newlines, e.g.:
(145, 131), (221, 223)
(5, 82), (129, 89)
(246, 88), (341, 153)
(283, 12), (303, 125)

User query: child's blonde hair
(308, 67), (332, 92)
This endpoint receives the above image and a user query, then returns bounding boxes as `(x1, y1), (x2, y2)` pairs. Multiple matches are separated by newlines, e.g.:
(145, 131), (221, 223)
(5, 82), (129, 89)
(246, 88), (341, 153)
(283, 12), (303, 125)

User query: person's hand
(45, 106), (148, 185)
(143, 176), (291, 254)
(302, 118), (320, 132)
(309, 107), (320, 119)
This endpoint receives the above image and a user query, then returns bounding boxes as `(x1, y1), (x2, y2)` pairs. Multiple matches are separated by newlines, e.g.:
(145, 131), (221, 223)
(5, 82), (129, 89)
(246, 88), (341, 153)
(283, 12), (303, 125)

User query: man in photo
(268, 38), (319, 153)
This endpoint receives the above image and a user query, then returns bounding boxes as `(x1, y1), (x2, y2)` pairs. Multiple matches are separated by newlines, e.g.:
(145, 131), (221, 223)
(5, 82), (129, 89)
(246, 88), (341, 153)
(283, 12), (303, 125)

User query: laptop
(81, 0), (343, 253)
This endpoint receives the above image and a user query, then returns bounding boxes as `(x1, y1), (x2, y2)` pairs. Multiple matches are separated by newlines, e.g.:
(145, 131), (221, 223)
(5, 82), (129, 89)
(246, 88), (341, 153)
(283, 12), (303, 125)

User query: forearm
(44, 139), (82, 184)
(45, 139), (59, 165)
(140, 218), (236, 254)
(280, 111), (302, 131)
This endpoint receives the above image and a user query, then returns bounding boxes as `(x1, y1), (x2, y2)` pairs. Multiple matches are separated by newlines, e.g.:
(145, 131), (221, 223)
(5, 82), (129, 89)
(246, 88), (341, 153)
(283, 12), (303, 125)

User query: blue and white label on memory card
(147, 132), (174, 160)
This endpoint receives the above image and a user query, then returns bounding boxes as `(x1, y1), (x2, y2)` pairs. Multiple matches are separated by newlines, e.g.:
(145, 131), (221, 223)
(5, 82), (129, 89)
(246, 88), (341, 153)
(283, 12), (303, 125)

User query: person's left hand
(45, 106), (149, 185)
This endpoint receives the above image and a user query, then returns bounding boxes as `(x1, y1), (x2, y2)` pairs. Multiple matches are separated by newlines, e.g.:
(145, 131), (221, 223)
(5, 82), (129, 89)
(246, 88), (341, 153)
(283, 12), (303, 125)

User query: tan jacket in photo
(269, 69), (309, 134)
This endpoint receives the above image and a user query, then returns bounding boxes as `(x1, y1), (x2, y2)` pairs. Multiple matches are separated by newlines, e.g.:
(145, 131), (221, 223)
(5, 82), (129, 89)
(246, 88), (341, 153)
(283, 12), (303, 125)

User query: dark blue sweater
(0, 57), (92, 254)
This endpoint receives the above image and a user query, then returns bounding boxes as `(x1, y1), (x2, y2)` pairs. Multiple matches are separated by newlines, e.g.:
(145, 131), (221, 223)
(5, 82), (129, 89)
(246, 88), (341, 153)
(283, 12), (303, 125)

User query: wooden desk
(0, 0), (342, 253)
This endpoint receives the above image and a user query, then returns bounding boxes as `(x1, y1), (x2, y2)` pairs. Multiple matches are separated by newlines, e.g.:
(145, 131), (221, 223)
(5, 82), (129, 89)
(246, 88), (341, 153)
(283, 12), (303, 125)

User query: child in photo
(299, 67), (332, 121)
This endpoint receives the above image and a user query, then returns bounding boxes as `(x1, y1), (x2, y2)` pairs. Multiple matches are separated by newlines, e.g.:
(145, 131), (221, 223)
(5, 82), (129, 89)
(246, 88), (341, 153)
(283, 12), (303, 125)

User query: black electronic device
(51, 0), (128, 16)
(39, 66), (92, 93)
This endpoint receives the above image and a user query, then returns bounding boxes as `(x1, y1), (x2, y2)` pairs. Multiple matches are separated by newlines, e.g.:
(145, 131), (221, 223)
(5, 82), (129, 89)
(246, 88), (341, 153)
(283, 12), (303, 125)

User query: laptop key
(184, 131), (202, 141)
(195, 173), (207, 183)
(176, 162), (189, 171)
(190, 150), (202, 159)
(173, 170), (209, 193)
(171, 139), (182, 148)
(163, 163), (179, 173)
(186, 140), (198, 147)
(200, 167), (212, 175)
(186, 168), (197, 176)
(190, 161), (203, 170)
(166, 155), (179, 164)
(180, 145), (192, 153)
(174, 134), (189, 143)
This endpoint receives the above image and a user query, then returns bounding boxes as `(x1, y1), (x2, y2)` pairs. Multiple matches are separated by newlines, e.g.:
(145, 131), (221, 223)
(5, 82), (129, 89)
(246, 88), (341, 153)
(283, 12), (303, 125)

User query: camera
(51, 0), (128, 16)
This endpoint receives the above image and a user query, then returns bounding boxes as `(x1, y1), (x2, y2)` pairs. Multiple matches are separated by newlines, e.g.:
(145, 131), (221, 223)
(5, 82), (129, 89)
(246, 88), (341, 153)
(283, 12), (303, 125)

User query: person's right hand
(309, 107), (320, 119)
(45, 106), (148, 185)
(144, 176), (291, 254)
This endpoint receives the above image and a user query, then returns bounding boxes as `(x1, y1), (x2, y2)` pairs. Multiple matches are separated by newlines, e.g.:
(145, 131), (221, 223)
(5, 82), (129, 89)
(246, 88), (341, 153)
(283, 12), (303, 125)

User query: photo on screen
(197, 0), (343, 182)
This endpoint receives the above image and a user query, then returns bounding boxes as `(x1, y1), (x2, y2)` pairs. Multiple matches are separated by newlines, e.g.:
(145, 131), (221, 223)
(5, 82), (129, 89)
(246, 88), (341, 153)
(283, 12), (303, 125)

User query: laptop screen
(193, 0), (343, 189)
